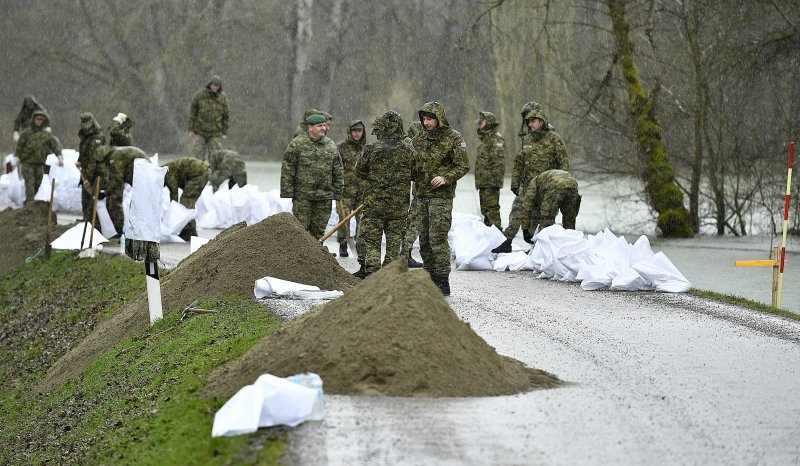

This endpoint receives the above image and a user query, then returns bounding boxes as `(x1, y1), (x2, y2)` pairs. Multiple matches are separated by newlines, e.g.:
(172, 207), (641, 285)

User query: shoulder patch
(523, 144), (533, 149)
(496, 142), (504, 148)
(460, 142), (467, 148)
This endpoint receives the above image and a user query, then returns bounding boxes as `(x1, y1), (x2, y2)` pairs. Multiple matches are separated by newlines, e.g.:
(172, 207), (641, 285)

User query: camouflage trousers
(533, 188), (582, 231)
(358, 214), (406, 274)
(417, 197), (453, 279)
(479, 188), (501, 228)
(336, 197), (358, 245)
(401, 195), (418, 256)
(292, 199), (333, 240)
(21, 163), (44, 203)
(107, 190), (125, 234)
(191, 136), (223, 162)
(502, 188), (526, 240)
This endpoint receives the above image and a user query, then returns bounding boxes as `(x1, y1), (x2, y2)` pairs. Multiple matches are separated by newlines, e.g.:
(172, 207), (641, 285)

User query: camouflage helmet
(524, 106), (549, 126)
(520, 101), (541, 118)
(80, 112), (94, 122)
(371, 110), (405, 139)
(477, 111), (498, 130)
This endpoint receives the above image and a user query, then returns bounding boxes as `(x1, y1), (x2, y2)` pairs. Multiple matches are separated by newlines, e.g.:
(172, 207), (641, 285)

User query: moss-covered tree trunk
(607, 0), (694, 237)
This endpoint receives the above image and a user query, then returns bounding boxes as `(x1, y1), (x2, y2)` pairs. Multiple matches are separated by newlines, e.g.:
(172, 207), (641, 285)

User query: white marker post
(145, 260), (163, 324)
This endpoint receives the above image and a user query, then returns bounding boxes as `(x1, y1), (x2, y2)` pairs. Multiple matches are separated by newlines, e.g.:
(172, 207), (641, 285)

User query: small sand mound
(202, 259), (560, 399)
(0, 202), (70, 278)
(38, 212), (359, 393)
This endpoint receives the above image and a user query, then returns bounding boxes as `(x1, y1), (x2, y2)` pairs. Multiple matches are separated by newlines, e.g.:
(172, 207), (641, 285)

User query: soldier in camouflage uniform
(412, 102), (470, 295)
(474, 111), (505, 229)
(493, 102), (570, 253)
(13, 95), (47, 143)
(188, 75), (229, 162)
(108, 113), (134, 147)
(336, 120), (366, 258)
(280, 113), (344, 240)
(165, 157), (210, 241)
(352, 111), (417, 278)
(401, 120), (424, 268)
(77, 113), (106, 220)
(208, 149), (247, 190)
(106, 146), (149, 234)
(15, 109), (63, 204)
(521, 169), (581, 237)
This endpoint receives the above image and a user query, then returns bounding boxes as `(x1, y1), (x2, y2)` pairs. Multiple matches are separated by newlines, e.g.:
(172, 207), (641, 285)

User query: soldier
(411, 101), (470, 295)
(77, 113), (106, 220)
(188, 75), (230, 162)
(108, 113), (134, 147)
(15, 109), (62, 203)
(280, 113), (343, 240)
(520, 169), (581, 240)
(208, 149), (247, 191)
(293, 108), (321, 138)
(336, 120), (366, 258)
(352, 111), (417, 278)
(165, 157), (210, 241)
(401, 120), (424, 268)
(474, 111), (505, 229)
(321, 111), (334, 136)
(493, 102), (569, 253)
(106, 146), (149, 234)
(13, 95), (48, 142)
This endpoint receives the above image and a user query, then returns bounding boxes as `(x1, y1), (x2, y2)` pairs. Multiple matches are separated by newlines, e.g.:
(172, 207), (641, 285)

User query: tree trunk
(288, 0), (314, 129)
(607, 0), (694, 237)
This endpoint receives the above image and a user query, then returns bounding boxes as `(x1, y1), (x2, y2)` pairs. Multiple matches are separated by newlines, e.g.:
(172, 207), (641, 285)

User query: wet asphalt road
(251, 249), (800, 466)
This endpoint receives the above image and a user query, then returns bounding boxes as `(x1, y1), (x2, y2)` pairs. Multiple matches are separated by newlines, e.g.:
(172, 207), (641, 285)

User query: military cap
(306, 114), (326, 125)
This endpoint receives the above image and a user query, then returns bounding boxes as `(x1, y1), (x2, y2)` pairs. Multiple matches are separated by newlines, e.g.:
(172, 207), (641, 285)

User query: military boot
(352, 266), (368, 279)
(407, 253), (423, 268)
(491, 238), (512, 254)
(432, 275), (451, 296)
(339, 243), (349, 257)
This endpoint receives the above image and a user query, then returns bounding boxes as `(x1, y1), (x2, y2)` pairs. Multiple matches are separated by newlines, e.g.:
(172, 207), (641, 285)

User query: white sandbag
(195, 183), (220, 229)
(229, 184), (251, 224)
(95, 199), (118, 239)
(610, 267), (654, 291)
(7, 167), (25, 206)
(493, 251), (533, 271)
(212, 373), (319, 437)
(254, 276), (343, 300)
(632, 251), (692, 292)
(51, 222), (108, 250)
(48, 150), (82, 212)
(125, 159), (167, 242)
(161, 200), (195, 242)
(190, 236), (211, 254)
(451, 213), (505, 271)
(34, 173), (53, 201)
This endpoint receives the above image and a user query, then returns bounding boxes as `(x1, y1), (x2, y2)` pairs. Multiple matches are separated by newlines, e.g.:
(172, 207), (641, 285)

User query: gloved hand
(12, 131), (19, 142)
(511, 187), (519, 196)
(523, 230), (533, 243)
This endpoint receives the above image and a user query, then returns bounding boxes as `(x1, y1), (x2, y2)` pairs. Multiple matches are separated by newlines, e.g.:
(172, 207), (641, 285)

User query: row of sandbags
(450, 213), (691, 292)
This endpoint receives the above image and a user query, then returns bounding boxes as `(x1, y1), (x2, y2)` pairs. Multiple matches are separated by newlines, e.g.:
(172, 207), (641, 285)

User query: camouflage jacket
(13, 95), (46, 132)
(522, 169), (579, 219)
(108, 147), (149, 195)
(109, 118), (133, 147)
(82, 146), (114, 192)
(165, 157), (210, 200)
(474, 112), (505, 189)
(280, 132), (343, 201)
(208, 149), (246, 190)
(188, 81), (230, 138)
(411, 102), (469, 199)
(511, 129), (569, 193)
(15, 110), (61, 165)
(78, 121), (106, 167)
(337, 122), (366, 200)
(356, 137), (417, 219)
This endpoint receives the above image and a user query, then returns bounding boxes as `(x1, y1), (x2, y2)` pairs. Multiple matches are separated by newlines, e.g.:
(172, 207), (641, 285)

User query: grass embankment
(689, 288), (800, 320)
(0, 252), (285, 465)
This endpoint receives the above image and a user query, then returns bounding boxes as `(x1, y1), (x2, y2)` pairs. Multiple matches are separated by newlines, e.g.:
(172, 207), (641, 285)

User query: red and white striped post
(777, 141), (794, 308)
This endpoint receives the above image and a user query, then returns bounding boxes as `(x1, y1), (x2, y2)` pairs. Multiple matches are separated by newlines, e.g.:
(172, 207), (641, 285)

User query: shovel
(44, 178), (56, 259)
(320, 204), (364, 243)
(79, 177), (101, 259)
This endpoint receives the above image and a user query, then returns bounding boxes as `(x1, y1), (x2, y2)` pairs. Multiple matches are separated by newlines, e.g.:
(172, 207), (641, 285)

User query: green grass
(689, 288), (800, 320)
(0, 253), (286, 465)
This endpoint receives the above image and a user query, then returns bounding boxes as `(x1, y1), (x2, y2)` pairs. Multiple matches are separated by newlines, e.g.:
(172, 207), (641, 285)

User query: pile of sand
(38, 213), (359, 392)
(202, 259), (561, 399)
(0, 202), (71, 277)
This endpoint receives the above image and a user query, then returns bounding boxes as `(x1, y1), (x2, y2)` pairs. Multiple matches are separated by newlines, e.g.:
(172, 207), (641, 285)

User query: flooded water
(244, 160), (799, 314)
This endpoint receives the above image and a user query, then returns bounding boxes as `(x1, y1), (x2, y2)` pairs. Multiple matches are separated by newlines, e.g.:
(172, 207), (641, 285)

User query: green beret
(306, 114), (326, 125)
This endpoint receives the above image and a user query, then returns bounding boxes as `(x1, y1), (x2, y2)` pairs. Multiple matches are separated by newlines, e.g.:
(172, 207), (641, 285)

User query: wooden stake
(88, 177), (100, 248)
(44, 178), (56, 259)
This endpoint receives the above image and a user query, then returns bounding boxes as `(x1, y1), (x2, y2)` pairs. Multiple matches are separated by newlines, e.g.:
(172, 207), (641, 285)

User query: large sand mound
(38, 213), (359, 393)
(202, 259), (561, 399)
(0, 202), (70, 278)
